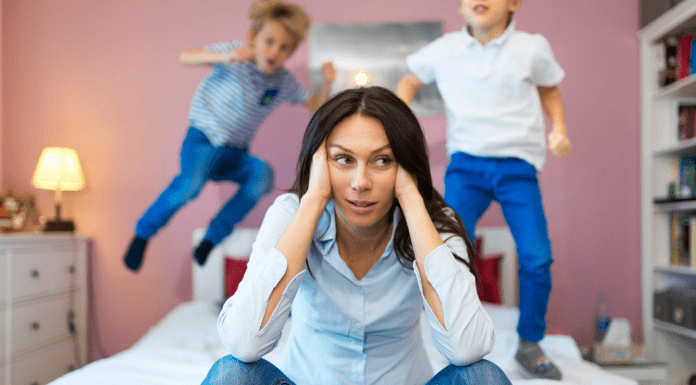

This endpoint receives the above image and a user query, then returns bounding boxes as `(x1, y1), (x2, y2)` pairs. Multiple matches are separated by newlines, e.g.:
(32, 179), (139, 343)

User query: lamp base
(44, 220), (75, 232)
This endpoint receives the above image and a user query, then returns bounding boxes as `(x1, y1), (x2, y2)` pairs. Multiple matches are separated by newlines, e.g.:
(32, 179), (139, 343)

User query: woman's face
(326, 114), (397, 233)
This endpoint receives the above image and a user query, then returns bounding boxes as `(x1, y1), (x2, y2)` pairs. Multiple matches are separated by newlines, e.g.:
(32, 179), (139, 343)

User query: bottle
(594, 291), (612, 343)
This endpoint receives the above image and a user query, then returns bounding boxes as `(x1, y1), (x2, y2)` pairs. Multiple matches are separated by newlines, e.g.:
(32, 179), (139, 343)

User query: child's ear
(247, 28), (255, 46)
(509, 0), (522, 13)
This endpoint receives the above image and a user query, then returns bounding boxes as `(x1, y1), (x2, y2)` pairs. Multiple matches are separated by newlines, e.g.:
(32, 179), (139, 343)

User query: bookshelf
(641, 1), (696, 383)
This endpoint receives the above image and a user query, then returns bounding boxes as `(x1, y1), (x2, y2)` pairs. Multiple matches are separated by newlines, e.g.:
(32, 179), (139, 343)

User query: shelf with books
(656, 73), (696, 99)
(654, 264), (696, 276)
(655, 136), (696, 156)
(642, 1), (696, 381)
(654, 197), (696, 211)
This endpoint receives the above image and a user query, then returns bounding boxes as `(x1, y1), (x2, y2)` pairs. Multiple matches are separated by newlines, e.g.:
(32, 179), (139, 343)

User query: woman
(202, 87), (511, 384)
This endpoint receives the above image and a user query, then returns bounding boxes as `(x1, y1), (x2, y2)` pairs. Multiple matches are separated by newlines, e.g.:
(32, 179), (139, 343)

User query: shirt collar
(314, 201), (401, 257)
(462, 20), (516, 47)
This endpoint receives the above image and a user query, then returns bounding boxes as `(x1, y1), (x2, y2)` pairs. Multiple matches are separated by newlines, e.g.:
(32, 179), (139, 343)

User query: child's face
(250, 20), (297, 74)
(459, 0), (521, 38)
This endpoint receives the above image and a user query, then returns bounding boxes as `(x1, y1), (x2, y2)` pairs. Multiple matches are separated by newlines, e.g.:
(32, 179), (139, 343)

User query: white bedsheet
(50, 301), (637, 385)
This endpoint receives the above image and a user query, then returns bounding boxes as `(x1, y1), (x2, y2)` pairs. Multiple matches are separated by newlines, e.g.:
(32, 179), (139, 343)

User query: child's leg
(493, 158), (559, 379)
(443, 152), (495, 237)
(125, 128), (218, 271)
(135, 128), (218, 238)
(494, 159), (552, 342)
(194, 151), (274, 264)
(201, 355), (295, 385)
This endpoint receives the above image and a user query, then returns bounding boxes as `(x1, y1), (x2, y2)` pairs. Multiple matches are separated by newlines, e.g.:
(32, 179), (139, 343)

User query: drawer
(12, 340), (78, 385)
(12, 246), (80, 301)
(12, 296), (77, 355)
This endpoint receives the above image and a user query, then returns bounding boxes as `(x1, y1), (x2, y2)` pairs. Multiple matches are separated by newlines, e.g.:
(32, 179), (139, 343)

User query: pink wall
(2, 0), (640, 361)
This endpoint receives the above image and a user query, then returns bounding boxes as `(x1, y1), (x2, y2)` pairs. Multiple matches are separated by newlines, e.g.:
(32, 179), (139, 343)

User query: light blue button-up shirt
(218, 193), (494, 385)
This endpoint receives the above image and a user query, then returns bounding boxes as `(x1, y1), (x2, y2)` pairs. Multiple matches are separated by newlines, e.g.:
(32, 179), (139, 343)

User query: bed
(50, 228), (638, 385)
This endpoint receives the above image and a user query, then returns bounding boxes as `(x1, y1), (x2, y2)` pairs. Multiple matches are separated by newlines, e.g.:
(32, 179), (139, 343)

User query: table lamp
(31, 147), (85, 232)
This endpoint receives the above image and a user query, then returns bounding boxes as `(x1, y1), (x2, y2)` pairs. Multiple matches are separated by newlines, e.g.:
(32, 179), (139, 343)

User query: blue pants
(200, 356), (512, 385)
(444, 152), (553, 343)
(135, 127), (274, 246)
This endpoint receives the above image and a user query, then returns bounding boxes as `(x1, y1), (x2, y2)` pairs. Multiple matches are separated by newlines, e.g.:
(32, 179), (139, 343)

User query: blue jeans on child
(444, 152), (553, 343)
(200, 356), (512, 385)
(135, 127), (274, 246)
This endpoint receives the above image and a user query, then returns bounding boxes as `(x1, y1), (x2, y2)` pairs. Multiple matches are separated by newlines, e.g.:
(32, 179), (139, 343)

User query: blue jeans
(136, 127), (274, 245)
(200, 356), (512, 384)
(444, 152), (553, 343)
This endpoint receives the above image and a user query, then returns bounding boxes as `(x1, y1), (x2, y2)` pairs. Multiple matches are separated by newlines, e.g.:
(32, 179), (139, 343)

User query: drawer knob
(31, 382), (39, 385)
(68, 265), (76, 274)
(31, 269), (40, 278)
(31, 321), (40, 331)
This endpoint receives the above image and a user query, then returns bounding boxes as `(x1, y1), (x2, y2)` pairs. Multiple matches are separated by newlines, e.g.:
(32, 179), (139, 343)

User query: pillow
(474, 237), (502, 304)
(225, 257), (249, 298)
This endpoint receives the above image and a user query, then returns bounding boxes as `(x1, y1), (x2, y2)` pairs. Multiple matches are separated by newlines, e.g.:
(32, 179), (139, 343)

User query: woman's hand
(306, 141), (333, 202)
(394, 164), (420, 206)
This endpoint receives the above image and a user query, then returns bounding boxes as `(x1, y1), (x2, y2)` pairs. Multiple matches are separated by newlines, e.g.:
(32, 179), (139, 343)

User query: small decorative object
(31, 147), (85, 232)
(0, 191), (41, 232)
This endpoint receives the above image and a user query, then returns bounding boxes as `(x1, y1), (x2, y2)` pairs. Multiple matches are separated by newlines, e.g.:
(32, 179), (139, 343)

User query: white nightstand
(0, 233), (89, 385)
(598, 361), (668, 385)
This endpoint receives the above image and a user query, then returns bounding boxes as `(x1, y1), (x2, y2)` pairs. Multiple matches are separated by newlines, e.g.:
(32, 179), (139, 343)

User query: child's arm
(304, 62), (336, 111)
(538, 85), (572, 158)
(396, 73), (424, 105)
(179, 45), (254, 66)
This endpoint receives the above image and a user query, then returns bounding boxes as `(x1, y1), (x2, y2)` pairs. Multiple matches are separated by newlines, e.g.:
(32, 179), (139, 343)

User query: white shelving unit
(641, 1), (696, 383)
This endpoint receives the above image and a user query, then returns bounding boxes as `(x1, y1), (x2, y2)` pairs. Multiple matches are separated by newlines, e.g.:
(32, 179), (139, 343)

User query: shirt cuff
(417, 243), (461, 289)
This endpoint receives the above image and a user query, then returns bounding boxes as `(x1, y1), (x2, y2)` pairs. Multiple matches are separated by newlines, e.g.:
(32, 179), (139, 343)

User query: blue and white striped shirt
(188, 41), (310, 147)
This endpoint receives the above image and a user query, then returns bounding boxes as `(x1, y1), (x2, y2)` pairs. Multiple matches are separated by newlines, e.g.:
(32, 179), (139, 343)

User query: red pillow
(225, 257), (249, 297)
(474, 237), (502, 304)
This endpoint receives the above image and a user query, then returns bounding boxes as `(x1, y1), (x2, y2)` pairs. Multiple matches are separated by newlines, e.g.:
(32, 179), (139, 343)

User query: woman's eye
(334, 155), (351, 165)
(375, 157), (393, 167)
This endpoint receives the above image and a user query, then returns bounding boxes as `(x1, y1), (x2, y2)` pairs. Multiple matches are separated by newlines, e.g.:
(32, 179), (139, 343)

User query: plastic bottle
(594, 291), (612, 343)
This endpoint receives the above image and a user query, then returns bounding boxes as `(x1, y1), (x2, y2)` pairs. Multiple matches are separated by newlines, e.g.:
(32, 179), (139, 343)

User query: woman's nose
(351, 166), (372, 191)
(351, 165), (371, 192)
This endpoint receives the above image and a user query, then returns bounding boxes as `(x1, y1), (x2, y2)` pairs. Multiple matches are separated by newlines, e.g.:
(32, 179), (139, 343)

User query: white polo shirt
(406, 21), (564, 171)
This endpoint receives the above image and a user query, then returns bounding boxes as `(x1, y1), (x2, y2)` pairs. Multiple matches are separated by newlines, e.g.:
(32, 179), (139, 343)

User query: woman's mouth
(348, 200), (377, 213)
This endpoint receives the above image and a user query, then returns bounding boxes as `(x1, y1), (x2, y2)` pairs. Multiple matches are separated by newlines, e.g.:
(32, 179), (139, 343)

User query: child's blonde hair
(249, 0), (310, 50)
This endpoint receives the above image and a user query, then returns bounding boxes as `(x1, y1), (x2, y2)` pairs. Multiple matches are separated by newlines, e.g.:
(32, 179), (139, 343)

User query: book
(665, 36), (679, 86)
(680, 156), (696, 197)
(690, 216), (696, 268)
(672, 213), (680, 265)
(671, 212), (690, 266)
(678, 105), (696, 140)
(678, 34), (696, 79)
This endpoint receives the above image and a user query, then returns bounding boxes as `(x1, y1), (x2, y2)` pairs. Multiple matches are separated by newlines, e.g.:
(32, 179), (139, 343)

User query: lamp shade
(32, 147), (85, 191)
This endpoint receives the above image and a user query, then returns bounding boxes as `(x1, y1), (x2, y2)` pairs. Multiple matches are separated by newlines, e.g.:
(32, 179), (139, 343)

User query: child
(397, 0), (570, 380)
(124, 0), (335, 272)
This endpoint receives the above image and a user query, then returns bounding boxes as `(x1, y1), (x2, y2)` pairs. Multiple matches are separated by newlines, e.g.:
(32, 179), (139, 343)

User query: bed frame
(192, 226), (518, 306)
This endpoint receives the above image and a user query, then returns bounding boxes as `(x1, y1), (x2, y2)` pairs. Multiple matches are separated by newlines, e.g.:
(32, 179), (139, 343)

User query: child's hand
(548, 128), (572, 158)
(321, 62), (336, 85)
(307, 141), (333, 201)
(231, 46), (255, 63)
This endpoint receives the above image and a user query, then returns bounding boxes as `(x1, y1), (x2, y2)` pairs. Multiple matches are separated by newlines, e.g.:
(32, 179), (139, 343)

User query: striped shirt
(188, 41), (310, 147)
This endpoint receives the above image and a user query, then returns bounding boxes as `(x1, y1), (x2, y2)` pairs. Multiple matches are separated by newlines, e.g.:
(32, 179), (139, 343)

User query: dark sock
(194, 239), (214, 266)
(124, 236), (148, 271)
(515, 339), (562, 380)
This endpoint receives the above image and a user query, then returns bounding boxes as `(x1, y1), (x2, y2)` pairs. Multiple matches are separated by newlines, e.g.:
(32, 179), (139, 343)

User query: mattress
(50, 301), (637, 385)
